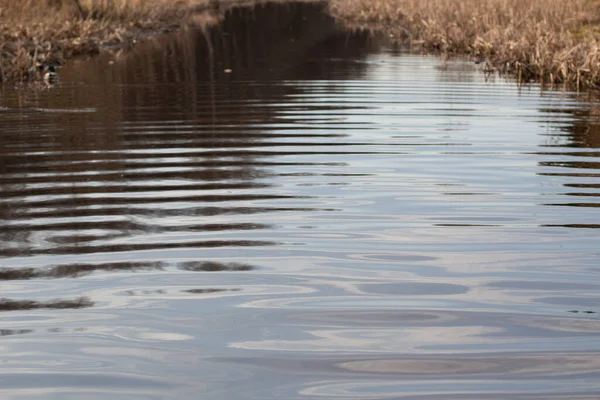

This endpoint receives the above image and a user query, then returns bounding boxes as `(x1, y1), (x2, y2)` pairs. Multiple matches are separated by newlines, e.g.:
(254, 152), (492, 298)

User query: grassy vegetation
(0, 0), (209, 82)
(329, 0), (600, 88)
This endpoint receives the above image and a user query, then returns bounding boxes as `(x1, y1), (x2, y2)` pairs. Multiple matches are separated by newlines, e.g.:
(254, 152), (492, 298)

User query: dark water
(1, 2), (600, 398)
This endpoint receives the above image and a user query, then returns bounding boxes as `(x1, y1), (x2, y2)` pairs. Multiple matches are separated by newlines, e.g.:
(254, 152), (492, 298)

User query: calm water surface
(1, 3), (600, 399)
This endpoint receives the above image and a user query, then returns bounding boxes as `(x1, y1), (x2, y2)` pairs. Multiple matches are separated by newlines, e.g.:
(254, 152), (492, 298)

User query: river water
(1, 2), (600, 399)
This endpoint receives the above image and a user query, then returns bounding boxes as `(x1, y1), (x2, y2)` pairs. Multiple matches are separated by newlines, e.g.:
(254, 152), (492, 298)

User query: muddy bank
(329, 0), (600, 89)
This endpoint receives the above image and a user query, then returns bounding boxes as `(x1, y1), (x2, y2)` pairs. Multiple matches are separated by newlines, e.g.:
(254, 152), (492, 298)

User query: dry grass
(0, 0), (210, 82)
(1, 0), (207, 24)
(76, 0), (206, 20)
(329, 0), (600, 88)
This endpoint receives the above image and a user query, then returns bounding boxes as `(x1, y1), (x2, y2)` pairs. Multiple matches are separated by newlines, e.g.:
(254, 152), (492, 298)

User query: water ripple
(0, 1), (599, 399)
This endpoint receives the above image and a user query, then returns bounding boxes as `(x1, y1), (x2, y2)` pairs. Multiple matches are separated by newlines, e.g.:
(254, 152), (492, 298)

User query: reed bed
(0, 0), (209, 82)
(329, 0), (600, 88)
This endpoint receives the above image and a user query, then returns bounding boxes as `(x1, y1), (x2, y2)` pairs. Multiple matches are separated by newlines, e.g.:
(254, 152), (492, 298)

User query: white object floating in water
(33, 107), (97, 114)
(223, 68), (232, 73)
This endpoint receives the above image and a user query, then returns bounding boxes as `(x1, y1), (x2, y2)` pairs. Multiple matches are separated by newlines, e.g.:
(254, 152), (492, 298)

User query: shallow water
(1, 2), (600, 399)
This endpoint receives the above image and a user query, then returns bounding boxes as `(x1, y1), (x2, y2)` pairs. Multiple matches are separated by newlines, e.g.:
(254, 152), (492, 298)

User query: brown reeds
(0, 0), (209, 83)
(329, 0), (600, 89)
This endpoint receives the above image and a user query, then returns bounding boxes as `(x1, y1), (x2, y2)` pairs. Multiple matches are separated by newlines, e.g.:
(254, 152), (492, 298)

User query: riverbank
(329, 0), (600, 89)
(4, 0), (600, 88)
(0, 0), (215, 83)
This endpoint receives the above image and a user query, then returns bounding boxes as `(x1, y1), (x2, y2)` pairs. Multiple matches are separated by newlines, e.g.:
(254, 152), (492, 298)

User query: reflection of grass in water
(179, 261), (255, 271)
(123, 288), (241, 295)
(0, 261), (165, 280)
(184, 288), (241, 293)
(329, 0), (600, 88)
(0, 297), (93, 311)
(0, 329), (34, 336)
(0, 261), (258, 279)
